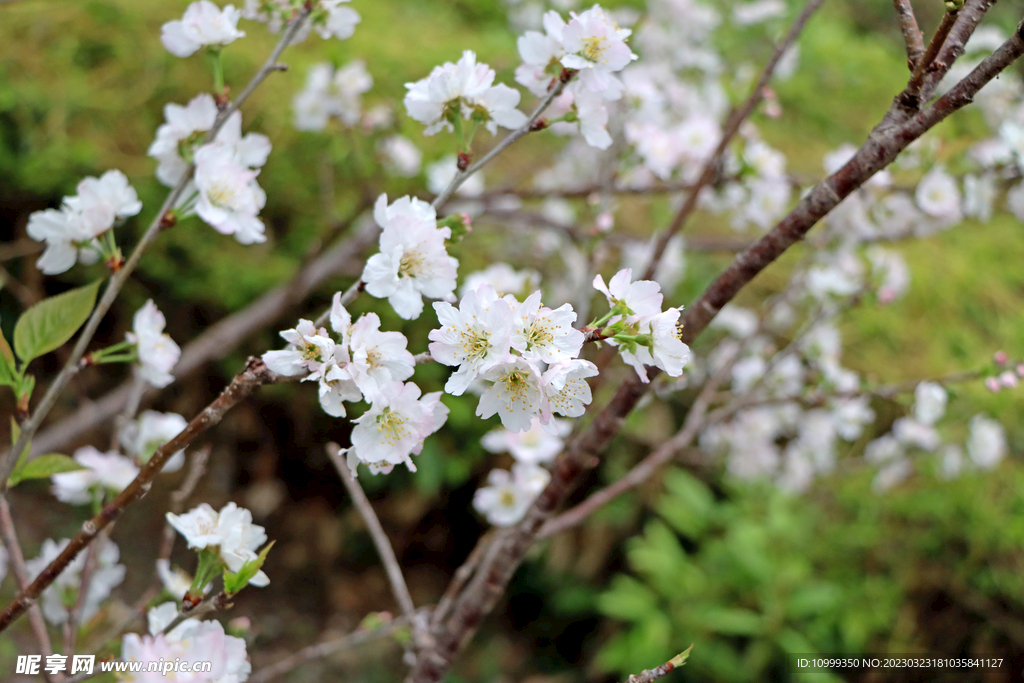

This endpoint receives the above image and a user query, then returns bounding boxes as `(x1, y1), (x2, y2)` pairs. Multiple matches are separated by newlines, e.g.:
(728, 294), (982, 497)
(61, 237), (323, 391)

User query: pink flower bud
(595, 212), (614, 232)
(1017, 363), (1024, 378)
(985, 377), (1002, 393)
(994, 350), (1008, 366)
(878, 288), (895, 305)
(1000, 371), (1019, 389)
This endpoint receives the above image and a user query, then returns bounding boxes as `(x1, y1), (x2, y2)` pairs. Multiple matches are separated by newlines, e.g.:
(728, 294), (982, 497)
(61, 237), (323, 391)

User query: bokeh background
(1, 0), (1024, 681)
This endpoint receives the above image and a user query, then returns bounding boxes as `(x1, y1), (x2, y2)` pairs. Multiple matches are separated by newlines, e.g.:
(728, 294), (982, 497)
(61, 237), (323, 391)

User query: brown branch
(0, 495), (56, 680)
(903, 8), (960, 101)
(893, 0), (926, 68)
(641, 0), (825, 281)
(248, 610), (426, 683)
(405, 21), (1024, 683)
(327, 444), (419, 632)
(0, 358), (285, 633)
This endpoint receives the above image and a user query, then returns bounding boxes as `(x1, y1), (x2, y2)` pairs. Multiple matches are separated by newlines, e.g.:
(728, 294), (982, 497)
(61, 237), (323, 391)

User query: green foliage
(8, 453), (83, 488)
(597, 466), (1024, 682)
(13, 280), (101, 363)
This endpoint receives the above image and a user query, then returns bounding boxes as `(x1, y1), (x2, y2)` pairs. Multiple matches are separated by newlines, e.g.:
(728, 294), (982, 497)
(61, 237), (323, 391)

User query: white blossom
(540, 358), (598, 419)
(404, 50), (527, 136)
(429, 285), (515, 396)
(967, 414), (1007, 469)
(559, 5), (637, 96)
(380, 135), (422, 177)
(893, 417), (941, 451)
(27, 170), (141, 275)
(127, 300), (181, 388)
(511, 291), (584, 364)
(348, 381), (448, 475)
(192, 143), (268, 244)
(618, 308), (692, 382)
(346, 313), (416, 401)
(473, 463), (550, 526)
(293, 61), (372, 131)
(362, 194), (459, 320)
(460, 263), (540, 299)
(120, 411), (189, 473)
(315, 0), (361, 41)
(166, 502), (270, 587)
(913, 381), (947, 426)
(122, 617), (250, 683)
(914, 167), (962, 223)
(27, 538), (125, 625)
(51, 446), (140, 505)
(477, 358), (545, 433)
(482, 417), (571, 464)
(161, 1), (245, 58)
(593, 268), (663, 322)
(515, 11), (567, 96)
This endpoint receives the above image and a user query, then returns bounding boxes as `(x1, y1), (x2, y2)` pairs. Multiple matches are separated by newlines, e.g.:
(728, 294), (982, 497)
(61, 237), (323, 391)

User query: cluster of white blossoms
(517, 6), (637, 149)
(243, 0), (360, 43)
(167, 502), (272, 590)
(27, 538), (125, 626)
(294, 60), (373, 131)
(362, 194), (459, 320)
(26, 170), (142, 275)
(866, 382), (1008, 491)
(473, 417), (571, 526)
(592, 268), (692, 383)
(430, 283), (595, 433)
(122, 603), (249, 683)
(126, 300), (182, 388)
(262, 290), (448, 475)
(405, 50), (527, 137)
(148, 92), (273, 244)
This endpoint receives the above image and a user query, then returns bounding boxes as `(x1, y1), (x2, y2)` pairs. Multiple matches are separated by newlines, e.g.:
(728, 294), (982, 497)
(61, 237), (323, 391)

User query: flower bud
(985, 376), (1002, 393)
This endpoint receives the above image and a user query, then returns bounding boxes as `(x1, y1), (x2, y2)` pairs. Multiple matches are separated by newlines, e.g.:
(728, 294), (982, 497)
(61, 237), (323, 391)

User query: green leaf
(0, 325), (13, 363)
(0, 352), (15, 389)
(13, 280), (101, 363)
(9, 453), (82, 487)
(223, 541), (274, 596)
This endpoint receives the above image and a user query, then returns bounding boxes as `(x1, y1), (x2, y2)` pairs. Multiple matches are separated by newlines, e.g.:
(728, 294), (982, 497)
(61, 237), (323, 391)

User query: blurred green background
(1, 0), (1023, 681)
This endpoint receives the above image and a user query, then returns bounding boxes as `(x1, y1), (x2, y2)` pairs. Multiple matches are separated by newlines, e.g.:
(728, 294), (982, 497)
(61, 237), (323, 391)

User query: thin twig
(86, 446), (211, 651)
(641, 0), (825, 280)
(624, 647), (693, 683)
(249, 610), (427, 683)
(327, 444), (418, 629)
(0, 263), (40, 307)
(158, 591), (231, 636)
(0, 495), (56, 678)
(0, 7), (312, 490)
(429, 531), (493, 628)
(903, 8), (960, 101)
(0, 358), (285, 633)
(65, 529), (108, 655)
(893, 0), (926, 68)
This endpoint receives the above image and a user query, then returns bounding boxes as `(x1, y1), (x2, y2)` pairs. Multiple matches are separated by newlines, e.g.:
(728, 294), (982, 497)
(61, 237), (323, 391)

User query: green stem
(208, 48), (225, 92)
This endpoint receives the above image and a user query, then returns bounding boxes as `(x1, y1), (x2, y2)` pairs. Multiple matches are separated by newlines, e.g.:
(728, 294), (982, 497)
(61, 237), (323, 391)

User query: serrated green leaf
(13, 280), (101, 363)
(9, 453), (82, 487)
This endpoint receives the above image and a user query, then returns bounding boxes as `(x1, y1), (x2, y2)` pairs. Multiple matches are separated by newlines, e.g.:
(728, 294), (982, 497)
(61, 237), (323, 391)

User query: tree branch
(0, 358), (285, 633)
(893, 0), (926, 68)
(327, 444), (419, 633)
(0, 495), (56, 679)
(249, 610), (427, 683)
(405, 19), (1024, 683)
(642, 0), (825, 280)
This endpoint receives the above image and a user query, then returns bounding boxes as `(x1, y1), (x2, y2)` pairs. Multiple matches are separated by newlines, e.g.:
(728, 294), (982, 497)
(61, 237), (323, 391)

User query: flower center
(207, 182), (237, 209)
(376, 407), (411, 446)
(499, 489), (517, 507)
(457, 325), (491, 362)
(301, 342), (321, 362)
(399, 250), (425, 279)
(582, 36), (607, 63)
